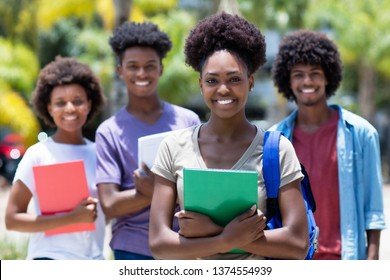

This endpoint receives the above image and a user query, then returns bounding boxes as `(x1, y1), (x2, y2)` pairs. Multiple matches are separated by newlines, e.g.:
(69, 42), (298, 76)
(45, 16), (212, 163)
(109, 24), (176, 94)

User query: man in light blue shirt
(269, 30), (386, 259)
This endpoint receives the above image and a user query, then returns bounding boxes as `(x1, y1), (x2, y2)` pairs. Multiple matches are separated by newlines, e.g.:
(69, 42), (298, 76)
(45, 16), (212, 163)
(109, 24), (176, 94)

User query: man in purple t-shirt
(95, 21), (201, 260)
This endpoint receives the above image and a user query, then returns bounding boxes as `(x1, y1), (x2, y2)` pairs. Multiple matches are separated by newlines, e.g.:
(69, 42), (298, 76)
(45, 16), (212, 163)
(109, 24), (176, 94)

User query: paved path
(1, 182), (390, 259)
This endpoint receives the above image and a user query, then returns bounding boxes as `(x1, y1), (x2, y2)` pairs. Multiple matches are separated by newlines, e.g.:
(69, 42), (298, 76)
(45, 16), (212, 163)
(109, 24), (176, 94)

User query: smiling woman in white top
(5, 56), (106, 260)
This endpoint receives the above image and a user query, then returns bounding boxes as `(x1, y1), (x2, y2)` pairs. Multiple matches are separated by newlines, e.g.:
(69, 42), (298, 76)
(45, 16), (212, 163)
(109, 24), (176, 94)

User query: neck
(202, 116), (254, 140)
(51, 131), (85, 145)
(127, 95), (162, 114)
(127, 96), (164, 124)
(296, 105), (334, 133)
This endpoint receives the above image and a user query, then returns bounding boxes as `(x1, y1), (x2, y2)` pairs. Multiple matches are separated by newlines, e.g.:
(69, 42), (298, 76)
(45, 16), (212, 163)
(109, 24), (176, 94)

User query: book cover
(183, 168), (258, 253)
(137, 131), (173, 170)
(33, 160), (95, 236)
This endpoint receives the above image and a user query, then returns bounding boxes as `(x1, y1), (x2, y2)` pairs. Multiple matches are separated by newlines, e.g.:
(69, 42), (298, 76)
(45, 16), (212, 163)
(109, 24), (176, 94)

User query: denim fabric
(114, 250), (155, 260)
(269, 104), (387, 259)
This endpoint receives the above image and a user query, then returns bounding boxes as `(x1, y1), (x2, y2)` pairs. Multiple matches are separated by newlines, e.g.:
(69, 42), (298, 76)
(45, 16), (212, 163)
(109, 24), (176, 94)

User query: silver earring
(250, 87), (254, 92)
(200, 90), (203, 95)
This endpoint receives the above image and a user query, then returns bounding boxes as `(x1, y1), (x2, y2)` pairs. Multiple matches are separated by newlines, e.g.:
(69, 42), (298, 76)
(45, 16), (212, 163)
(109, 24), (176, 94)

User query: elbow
(149, 232), (169, 260)
(290, 232), (310, 260)
(283, 229), (310, 260)
(5, 214), (17, 231)
(99, 201), (116, 220)
(295, 237), (310, 260)
(149, 238), (164, 260)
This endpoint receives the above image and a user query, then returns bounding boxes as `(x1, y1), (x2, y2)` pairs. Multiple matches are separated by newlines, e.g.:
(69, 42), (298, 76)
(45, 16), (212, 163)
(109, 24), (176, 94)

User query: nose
(64, 101), (76, 112)
(302, 73), (314, 84)
(137, 67), (147, 77)
(217, 84), (229, 95)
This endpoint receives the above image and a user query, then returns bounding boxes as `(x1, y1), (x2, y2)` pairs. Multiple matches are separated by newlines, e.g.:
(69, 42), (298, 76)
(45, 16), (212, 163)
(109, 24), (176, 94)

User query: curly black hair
(184, 12), (266, 75)
(272, 29), (343, 101)
(109, 21), (172, 64)
(31, 56), (106, 127)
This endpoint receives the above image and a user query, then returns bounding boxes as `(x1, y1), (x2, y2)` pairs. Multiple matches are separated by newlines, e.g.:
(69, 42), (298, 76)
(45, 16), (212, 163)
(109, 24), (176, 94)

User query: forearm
(240, 227), (309, 260)
(150, 228), (231, 260)
(99, 187), (151, 219)
(367, 229), (381, 260)
(6, 211), (79, 233)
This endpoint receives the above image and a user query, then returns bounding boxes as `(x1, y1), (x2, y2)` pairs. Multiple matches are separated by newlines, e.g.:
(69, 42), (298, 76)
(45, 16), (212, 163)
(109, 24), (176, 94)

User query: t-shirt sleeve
(95, 126), (122, 185)
(152, 135), (177, 183)
(278, 135), (304, 188)
(12, 147), (38, 191)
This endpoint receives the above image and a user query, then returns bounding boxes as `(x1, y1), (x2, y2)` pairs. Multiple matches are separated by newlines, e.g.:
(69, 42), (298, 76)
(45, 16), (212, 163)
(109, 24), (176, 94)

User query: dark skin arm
(6, 180), (97, 232)
(175, 179), (309, 259)
(149, 175), (265, 259)
(97, 163), (154, 219)
(367, 230), (381, 260)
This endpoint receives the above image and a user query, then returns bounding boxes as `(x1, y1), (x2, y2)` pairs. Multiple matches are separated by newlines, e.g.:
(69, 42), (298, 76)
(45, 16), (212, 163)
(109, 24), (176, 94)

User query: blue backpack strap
(263, 130), (282, 218)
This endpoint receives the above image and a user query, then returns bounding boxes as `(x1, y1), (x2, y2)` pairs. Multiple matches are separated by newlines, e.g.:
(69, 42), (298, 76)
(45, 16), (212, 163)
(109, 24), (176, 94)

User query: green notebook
(183, 168), (258, 253)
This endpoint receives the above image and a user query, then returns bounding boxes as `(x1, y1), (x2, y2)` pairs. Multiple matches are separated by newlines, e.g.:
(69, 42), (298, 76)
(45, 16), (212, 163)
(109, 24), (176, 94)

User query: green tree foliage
(0, 0), (38, 49)
(37, 18), (80, 67)
(37, 0), (95, 30)
(0, 84), (41, 146)
(304, 0), (390, 120)
(152, 10), (199, 104)
(134, 0), (177, 15)
(0, 38), (39, 98)
(74, 28), (115, 95)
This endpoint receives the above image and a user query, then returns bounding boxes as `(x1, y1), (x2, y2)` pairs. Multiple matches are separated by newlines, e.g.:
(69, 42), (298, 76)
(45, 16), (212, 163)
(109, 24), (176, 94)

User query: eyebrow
(292, 66), (322, 72)
(205, 70), (242, 76)
(125, 59), (159, 64)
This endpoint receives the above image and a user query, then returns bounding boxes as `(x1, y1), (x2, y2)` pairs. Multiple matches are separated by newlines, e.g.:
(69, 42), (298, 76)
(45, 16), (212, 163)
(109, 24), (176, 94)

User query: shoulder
(24, 140), (48, 156)
(164, 102), (201, 122)
(96, 107), (127, 134)
(164, 125), (198, 144)
(268, 110), (298, 132)
(334, 105), (378, 135)
(83, 138), (96, 150)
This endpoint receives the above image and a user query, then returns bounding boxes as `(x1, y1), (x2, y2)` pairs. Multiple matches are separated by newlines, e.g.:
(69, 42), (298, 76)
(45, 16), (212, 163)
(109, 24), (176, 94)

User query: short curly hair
(272, 29), (343, 101)
(31, 56), (106, 127)
(184, 12), (266, 75)
(109, 21), (172, 64)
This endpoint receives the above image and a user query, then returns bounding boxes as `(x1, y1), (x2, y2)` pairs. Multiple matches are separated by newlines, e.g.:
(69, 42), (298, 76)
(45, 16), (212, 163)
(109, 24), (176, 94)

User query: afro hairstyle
(272, 29), (343, 101)
(31, 56), (106, 127)
(109, 21), (172, 64)
(184, 12), (266, 75)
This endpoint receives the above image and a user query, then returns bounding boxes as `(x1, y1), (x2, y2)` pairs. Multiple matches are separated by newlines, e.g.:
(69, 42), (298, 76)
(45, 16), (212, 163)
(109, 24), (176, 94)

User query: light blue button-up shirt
(269, 104), (387, 259)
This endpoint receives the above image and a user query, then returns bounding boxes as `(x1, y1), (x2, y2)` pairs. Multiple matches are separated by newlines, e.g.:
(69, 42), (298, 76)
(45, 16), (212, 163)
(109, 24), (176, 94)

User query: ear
(198, 76), (203, 92)
(249, 74), (254, 91)
(47, 103), (53, 117)
(117, 64), (123, 79)
(159, 63), (164, 77)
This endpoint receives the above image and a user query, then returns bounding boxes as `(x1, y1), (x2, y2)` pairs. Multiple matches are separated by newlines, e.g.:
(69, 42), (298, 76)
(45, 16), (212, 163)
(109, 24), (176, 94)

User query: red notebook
(33, 160), (95, 236)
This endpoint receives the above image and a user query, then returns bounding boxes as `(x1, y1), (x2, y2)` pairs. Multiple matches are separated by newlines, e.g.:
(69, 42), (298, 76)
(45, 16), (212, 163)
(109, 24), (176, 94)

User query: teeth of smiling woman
(135, 81), (149, 86)
(64, 116), (77, 120)
(302, 89), (315, 93)
(217, 99), (233, 105)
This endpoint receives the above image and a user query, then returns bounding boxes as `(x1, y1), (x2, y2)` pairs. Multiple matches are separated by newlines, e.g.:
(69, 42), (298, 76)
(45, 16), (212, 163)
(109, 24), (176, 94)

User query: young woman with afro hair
(5, 56), (107, 259)
(270, 30), (386, 259)
(149, 12), (309, 260)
